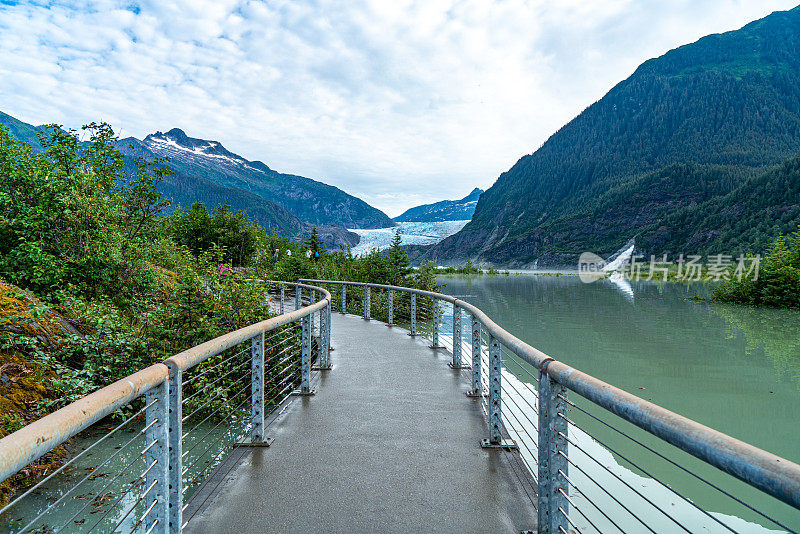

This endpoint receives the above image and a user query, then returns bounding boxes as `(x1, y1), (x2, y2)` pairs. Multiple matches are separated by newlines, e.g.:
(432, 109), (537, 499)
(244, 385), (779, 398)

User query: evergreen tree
(304, 226), (325, 261)
(387, 232), (411, 284)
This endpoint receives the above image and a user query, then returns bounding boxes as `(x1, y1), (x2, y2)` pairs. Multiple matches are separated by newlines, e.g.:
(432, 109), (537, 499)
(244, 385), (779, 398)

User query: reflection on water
(440, 273), (800, 531)
(607, 272), (634, 300)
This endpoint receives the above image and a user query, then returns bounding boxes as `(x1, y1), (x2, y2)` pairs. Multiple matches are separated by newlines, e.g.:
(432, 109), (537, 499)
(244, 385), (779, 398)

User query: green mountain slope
(647, 154), (800, 255)
(117, 137), (359, 249)
(0, 111), (47, 152)
(142, 129), (395, 229)
(420, 5), (800, 266)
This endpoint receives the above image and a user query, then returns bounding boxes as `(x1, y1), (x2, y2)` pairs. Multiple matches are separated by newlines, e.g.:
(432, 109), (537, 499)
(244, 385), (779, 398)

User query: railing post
(387, 290), (394, 326)
(341, 285), (346, 314)
(296, 286), (302, 310)
(430, 298), (442, 349)
(481, 335), (517, 450)
(165, 363), (182, 533)
(488, 335), (502, 444)
(326, 302), (333, 357)
(315, 303), (331, 370)
(280, 284), (285, 315)
(251, 333), (265, 441)
(144, 379), (169, 534)
(466, 316), (482, 397)
(449, 305), (463, 368)
(293, 315), (315, 396)
(363, 285), (371, 320)
(538, 364), (569, 533)
(408, 294), (417, 336)
(310, 290), (316, 331)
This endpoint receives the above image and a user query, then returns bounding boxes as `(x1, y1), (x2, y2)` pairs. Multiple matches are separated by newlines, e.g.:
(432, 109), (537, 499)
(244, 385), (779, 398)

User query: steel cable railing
(299, 278), (800, 534)
(0, 281), (331, 534)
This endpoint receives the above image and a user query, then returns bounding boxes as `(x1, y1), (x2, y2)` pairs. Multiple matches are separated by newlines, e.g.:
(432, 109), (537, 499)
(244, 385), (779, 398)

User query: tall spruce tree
(387, 232), (412, 284)
(304, 226), (325, 261)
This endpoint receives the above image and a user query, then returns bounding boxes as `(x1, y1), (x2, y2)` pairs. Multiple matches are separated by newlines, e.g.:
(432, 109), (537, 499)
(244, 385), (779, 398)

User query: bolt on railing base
(291, 389), (316, 396)
(465, 390), (486, 398)
(480, 438), (518, 450)
(448, 362), (468, 370)
(234, 437), (275, 448)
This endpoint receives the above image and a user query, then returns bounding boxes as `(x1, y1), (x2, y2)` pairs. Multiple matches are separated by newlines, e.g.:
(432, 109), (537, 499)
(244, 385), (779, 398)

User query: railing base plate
(480, 438), (518, 450)
(312, 365), (332, 371)
(385, 323), (395, 328)
(234, 437), (274, 448)
(291, 389), (316, 396)
(407, 333), (420, 337)
(465, 390), (486, 398)
(429, 345), (445, 350)
(448, 363), (467, 370)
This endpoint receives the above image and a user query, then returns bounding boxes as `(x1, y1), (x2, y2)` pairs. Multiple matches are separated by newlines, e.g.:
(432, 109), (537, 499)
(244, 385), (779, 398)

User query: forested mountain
(417, 5), (800, 266)
(648, 154), (800, 254)
(141, 128), (395, 229)
(0, 111), (46, 152)
(0, 112), (359, 248)
(395, 188), (483, 222)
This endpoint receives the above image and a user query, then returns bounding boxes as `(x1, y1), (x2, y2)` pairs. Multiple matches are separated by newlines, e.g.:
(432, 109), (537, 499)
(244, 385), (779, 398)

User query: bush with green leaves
(0, 123), (170, 300)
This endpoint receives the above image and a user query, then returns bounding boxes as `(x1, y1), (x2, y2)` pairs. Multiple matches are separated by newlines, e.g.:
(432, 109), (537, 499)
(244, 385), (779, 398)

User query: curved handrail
(0, 363), (168, 484)
(0, 281), (330, 484)
(301, 278), (556, 369)
(165, 282), (331, 372)
(300, 278), (800, 509)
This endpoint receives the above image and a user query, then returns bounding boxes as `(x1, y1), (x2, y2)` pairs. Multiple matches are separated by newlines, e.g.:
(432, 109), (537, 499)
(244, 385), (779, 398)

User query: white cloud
(0, 0), (796, 217)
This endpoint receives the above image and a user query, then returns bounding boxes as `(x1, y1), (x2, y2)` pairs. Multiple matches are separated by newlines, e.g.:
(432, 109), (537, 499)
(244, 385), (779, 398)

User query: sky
(1, 1), (798, 217)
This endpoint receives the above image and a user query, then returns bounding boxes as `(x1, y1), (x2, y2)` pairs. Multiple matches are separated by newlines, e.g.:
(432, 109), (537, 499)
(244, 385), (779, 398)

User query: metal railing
(300, 279), (800, 534)
(0, 282), (331, 534)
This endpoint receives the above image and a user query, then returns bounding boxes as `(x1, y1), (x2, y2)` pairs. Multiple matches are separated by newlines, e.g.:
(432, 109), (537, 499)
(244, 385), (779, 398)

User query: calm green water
(440, 273), (800, 531)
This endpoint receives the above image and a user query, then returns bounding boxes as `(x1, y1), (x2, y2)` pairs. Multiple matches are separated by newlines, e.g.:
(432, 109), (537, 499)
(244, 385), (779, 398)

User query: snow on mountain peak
(143, 129), (256, 167)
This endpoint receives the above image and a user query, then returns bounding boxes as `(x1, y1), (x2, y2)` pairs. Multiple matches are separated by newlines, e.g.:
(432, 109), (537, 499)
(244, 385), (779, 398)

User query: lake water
(440, 273), (800, 532)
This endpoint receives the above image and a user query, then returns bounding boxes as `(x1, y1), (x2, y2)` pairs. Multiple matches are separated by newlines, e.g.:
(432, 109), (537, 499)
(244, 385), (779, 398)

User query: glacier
(349, 220), (470, 256)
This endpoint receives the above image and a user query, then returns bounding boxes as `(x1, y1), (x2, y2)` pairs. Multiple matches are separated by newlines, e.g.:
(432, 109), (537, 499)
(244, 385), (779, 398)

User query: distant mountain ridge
(141, 128), (395, 230)
(394, 188), (483, 222)
(117, 136), (359, 249)
(417, 5), (800, 266)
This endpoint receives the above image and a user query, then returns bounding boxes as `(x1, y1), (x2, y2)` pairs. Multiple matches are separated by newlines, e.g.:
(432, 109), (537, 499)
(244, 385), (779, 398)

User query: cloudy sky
(1, 0), (797, 216)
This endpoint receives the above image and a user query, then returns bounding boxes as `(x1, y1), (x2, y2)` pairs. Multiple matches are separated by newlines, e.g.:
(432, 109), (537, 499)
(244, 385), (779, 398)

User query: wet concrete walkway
(183, 313), (538, 533)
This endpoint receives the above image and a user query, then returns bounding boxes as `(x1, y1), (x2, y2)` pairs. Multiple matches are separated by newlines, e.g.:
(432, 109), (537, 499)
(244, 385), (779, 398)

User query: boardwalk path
(183, 313), (538, 533)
